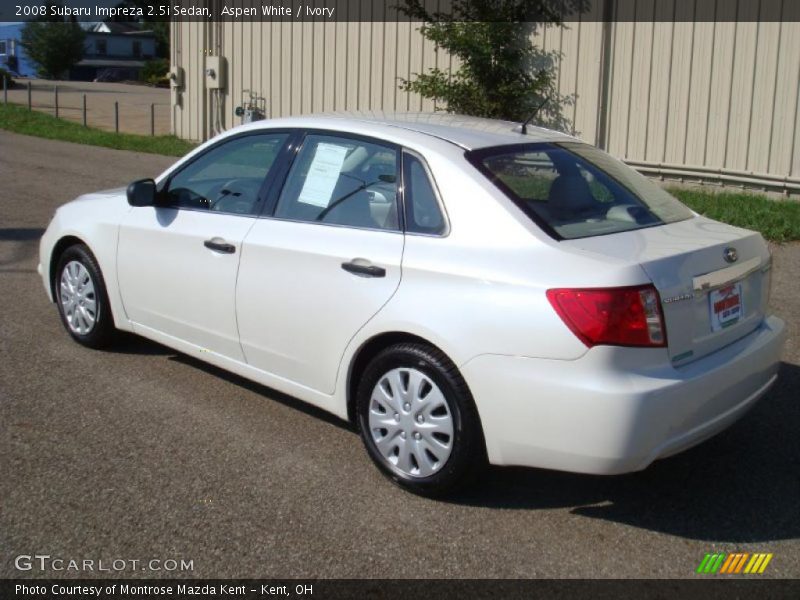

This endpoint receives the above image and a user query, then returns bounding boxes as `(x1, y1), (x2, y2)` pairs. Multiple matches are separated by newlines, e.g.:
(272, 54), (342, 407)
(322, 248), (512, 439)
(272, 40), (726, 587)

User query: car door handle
(341, 260), (386, 278)
(204, 238), (236, 254)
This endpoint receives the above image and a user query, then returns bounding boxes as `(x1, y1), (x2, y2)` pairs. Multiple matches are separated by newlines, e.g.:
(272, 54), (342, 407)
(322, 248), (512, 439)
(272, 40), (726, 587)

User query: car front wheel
(356, 343), (485, 496)
(55, 244), (116, 349)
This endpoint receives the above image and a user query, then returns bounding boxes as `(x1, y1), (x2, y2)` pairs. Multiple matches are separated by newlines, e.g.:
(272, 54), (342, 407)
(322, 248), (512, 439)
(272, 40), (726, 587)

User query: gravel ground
(5, 79), (171, 136)
(0, 131), (798, 579)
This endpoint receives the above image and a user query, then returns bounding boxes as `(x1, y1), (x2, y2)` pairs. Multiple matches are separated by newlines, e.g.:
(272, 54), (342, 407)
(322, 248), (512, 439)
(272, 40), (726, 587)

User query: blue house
(70, 22), (157, 82)
(0, 23), (36, 77)
(0, 21), (155, 80)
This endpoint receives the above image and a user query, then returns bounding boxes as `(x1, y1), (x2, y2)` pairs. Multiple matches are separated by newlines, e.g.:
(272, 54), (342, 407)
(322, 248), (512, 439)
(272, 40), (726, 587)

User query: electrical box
(204, 56), (226, 90)
(235, 90), (267, 123)
(169, 66), (184, 89)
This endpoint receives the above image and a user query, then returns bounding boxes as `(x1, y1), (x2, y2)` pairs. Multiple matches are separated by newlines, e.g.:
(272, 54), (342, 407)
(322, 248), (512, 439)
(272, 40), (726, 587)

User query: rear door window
(403, 152), (447, 235)
(273, 134), (400, 231)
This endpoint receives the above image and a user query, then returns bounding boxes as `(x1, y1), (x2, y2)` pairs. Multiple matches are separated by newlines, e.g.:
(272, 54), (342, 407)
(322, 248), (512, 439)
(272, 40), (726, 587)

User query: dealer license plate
(709, 282), (744, 332)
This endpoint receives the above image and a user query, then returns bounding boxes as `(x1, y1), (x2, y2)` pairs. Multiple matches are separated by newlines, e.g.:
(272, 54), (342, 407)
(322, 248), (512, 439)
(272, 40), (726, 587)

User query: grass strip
(0, 102), (195, 157)
(670, 188), (800, 243)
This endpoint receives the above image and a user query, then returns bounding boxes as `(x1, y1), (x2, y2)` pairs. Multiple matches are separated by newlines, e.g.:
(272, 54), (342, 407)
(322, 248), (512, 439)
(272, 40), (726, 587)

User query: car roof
(243, 111), (578, 151)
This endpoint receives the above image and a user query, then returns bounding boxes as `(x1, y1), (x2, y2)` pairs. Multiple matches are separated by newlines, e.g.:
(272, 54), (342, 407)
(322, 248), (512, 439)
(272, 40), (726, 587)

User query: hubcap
(59, 261), (97, 335)
(368, 368), (454, 478)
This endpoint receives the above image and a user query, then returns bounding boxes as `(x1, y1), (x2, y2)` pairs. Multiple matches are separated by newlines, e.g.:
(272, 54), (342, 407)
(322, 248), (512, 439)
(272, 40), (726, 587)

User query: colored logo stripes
(697, 553), (773, 574)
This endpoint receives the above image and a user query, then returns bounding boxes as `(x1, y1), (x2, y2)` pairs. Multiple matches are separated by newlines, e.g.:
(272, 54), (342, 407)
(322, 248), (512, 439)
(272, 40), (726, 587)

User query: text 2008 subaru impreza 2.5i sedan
(38, 113), (786, 495)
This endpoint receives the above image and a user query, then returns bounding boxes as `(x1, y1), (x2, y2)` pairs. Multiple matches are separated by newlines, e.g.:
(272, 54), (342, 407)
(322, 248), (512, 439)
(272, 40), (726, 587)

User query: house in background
(0, 23), (35, 76)
(70, 22), (156, 82)
(0, 35), (18, 72)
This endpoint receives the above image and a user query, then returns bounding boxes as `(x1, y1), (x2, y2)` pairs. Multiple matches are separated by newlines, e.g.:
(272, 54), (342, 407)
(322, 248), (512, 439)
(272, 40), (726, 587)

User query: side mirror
(127, 178), (157, 207)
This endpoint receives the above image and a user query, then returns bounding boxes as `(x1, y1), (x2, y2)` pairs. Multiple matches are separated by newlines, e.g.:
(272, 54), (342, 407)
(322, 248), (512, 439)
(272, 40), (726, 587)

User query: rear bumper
(461, 315), (786, 474)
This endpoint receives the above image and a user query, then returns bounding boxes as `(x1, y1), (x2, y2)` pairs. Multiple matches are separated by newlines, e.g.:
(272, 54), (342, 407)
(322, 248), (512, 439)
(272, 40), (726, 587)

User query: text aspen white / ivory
(220, 5), (336, 18)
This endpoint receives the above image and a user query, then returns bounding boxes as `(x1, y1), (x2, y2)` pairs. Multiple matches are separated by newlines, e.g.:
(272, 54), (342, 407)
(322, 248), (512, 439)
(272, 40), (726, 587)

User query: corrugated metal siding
(596, 0), (800, 188)
(171, 3), (800, 189)
(171, 16), (460, 135)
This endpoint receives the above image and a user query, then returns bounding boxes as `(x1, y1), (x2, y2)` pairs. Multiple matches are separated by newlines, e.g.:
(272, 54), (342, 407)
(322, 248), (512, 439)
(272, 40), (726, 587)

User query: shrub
(139, 58), (170, 87)
(0, 67), (16, 89)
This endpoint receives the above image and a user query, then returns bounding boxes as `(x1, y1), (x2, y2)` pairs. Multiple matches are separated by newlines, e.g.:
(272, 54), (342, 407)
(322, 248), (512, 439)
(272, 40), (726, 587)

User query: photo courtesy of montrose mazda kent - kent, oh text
(38, 112), (787, 496)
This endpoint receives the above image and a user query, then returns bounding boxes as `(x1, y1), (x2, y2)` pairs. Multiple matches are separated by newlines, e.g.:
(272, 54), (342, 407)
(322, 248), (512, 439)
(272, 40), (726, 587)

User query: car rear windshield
(468, 142), (694, 240)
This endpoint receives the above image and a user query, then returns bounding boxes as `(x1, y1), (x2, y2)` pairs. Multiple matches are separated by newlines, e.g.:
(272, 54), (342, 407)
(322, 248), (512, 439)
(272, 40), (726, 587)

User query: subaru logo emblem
(723, 247), (738, 263)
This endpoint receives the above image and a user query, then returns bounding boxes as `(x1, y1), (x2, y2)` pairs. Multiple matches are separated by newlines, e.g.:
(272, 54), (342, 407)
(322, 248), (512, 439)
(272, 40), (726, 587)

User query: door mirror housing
(127, 178), (157, 207)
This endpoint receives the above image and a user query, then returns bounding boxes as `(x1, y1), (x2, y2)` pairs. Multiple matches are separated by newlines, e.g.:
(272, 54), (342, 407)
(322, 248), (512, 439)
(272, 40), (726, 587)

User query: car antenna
(520, 95), (551, 135)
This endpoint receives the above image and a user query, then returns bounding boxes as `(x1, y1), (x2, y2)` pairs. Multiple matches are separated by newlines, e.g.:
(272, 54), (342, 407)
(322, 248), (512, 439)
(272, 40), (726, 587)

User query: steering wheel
(209, 179), (241, 209)
(168, 187), (208, 209)
(210, 179), (260, 214)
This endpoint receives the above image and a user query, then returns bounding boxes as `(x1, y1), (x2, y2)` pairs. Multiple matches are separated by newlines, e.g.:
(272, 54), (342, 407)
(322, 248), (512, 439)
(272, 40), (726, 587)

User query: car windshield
(469, 142), (694, 240)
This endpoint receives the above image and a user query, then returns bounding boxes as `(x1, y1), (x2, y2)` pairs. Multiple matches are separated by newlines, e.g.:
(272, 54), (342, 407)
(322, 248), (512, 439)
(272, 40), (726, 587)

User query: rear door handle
(341, 260), (386, 278)
(204, 238), (236, 254)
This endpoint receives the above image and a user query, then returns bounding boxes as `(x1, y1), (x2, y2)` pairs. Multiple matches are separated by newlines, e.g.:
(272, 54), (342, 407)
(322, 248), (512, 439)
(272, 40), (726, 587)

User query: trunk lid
(563, 216), (772, 365)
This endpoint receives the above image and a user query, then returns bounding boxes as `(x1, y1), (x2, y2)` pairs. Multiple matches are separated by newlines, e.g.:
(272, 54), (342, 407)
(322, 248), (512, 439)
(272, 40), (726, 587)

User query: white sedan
(38, 113), (786, 495)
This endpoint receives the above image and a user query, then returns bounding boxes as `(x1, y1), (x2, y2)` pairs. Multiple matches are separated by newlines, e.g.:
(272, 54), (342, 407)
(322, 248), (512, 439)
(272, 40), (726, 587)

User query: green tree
(20, 11), (85, 79)
(398, 0), (585, 132)
(146, 21), (170, 59)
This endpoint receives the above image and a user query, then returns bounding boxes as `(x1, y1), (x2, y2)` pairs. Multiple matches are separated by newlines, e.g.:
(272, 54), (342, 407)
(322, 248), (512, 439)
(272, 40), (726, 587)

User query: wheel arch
(346, 331), (477, 428)
(347, 332), (436, 424)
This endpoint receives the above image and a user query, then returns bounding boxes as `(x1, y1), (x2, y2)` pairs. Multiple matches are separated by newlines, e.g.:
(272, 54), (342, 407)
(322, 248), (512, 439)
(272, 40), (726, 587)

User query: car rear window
(469, 142), (694, 240)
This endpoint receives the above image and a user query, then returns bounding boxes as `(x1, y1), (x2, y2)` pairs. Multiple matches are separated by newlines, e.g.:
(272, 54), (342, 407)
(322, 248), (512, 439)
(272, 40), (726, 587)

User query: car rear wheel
(356, 343), (485, 496)
(55, 244), (116, 349)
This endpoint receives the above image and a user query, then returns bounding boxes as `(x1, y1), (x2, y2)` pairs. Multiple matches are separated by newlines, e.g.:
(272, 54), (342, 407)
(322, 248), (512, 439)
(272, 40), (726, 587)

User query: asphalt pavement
(0, 131), (798, 579)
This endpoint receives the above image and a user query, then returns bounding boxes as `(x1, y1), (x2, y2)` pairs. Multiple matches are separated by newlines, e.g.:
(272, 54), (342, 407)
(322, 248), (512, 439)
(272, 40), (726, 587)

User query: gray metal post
(114, 101), (119, 133)
(27, 81), (31, 110)
(150, 103), (155, 136)
(82, 94), (87, 127)
(54, 85), (59, 118)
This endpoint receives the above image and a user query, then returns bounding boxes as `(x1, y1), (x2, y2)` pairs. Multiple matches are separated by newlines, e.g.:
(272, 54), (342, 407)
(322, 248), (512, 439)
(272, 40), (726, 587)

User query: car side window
(403, 153), (446, 235)
(164, 133), (288, 215)
(273, 134), (400, 231)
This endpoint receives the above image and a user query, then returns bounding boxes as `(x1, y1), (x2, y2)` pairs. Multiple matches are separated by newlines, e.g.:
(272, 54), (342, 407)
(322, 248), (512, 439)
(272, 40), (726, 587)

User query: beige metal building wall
(171, 17), (451, 143)
(597, 0), (800, 192)
(171, 1), (800, 193)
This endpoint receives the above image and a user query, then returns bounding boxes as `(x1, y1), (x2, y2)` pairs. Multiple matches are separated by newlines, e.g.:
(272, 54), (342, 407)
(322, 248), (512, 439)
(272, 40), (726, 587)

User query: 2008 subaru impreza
(39, 113), (786, 495)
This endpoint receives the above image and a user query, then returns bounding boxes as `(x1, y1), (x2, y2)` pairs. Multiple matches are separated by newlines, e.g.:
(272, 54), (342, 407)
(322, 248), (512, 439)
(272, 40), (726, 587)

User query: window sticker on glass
(297, 143), (349, 207)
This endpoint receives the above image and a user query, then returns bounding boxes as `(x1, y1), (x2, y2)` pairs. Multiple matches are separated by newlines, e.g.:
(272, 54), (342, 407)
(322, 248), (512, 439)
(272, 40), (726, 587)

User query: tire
(356, 343), (485, 496)
(54, 243), (116, 349)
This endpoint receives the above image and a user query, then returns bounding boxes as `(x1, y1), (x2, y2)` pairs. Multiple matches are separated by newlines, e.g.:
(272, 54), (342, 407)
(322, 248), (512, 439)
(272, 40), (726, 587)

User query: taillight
(546, 285), (666, 348)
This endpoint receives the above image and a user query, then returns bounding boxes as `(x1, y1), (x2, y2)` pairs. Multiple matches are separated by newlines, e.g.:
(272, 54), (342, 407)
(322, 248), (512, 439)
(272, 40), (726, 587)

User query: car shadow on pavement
(105, 332), (175, 356)
(449, 361), (800, 543)
(0, 227), (45, 241)
(102, 335), (352, 429)
(0, 228), (45, 269)
(167, 352), (355, 432)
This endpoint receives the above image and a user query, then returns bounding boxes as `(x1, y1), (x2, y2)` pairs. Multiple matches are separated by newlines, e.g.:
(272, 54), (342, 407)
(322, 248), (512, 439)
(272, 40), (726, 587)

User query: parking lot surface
(0, 131), (798, 578)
